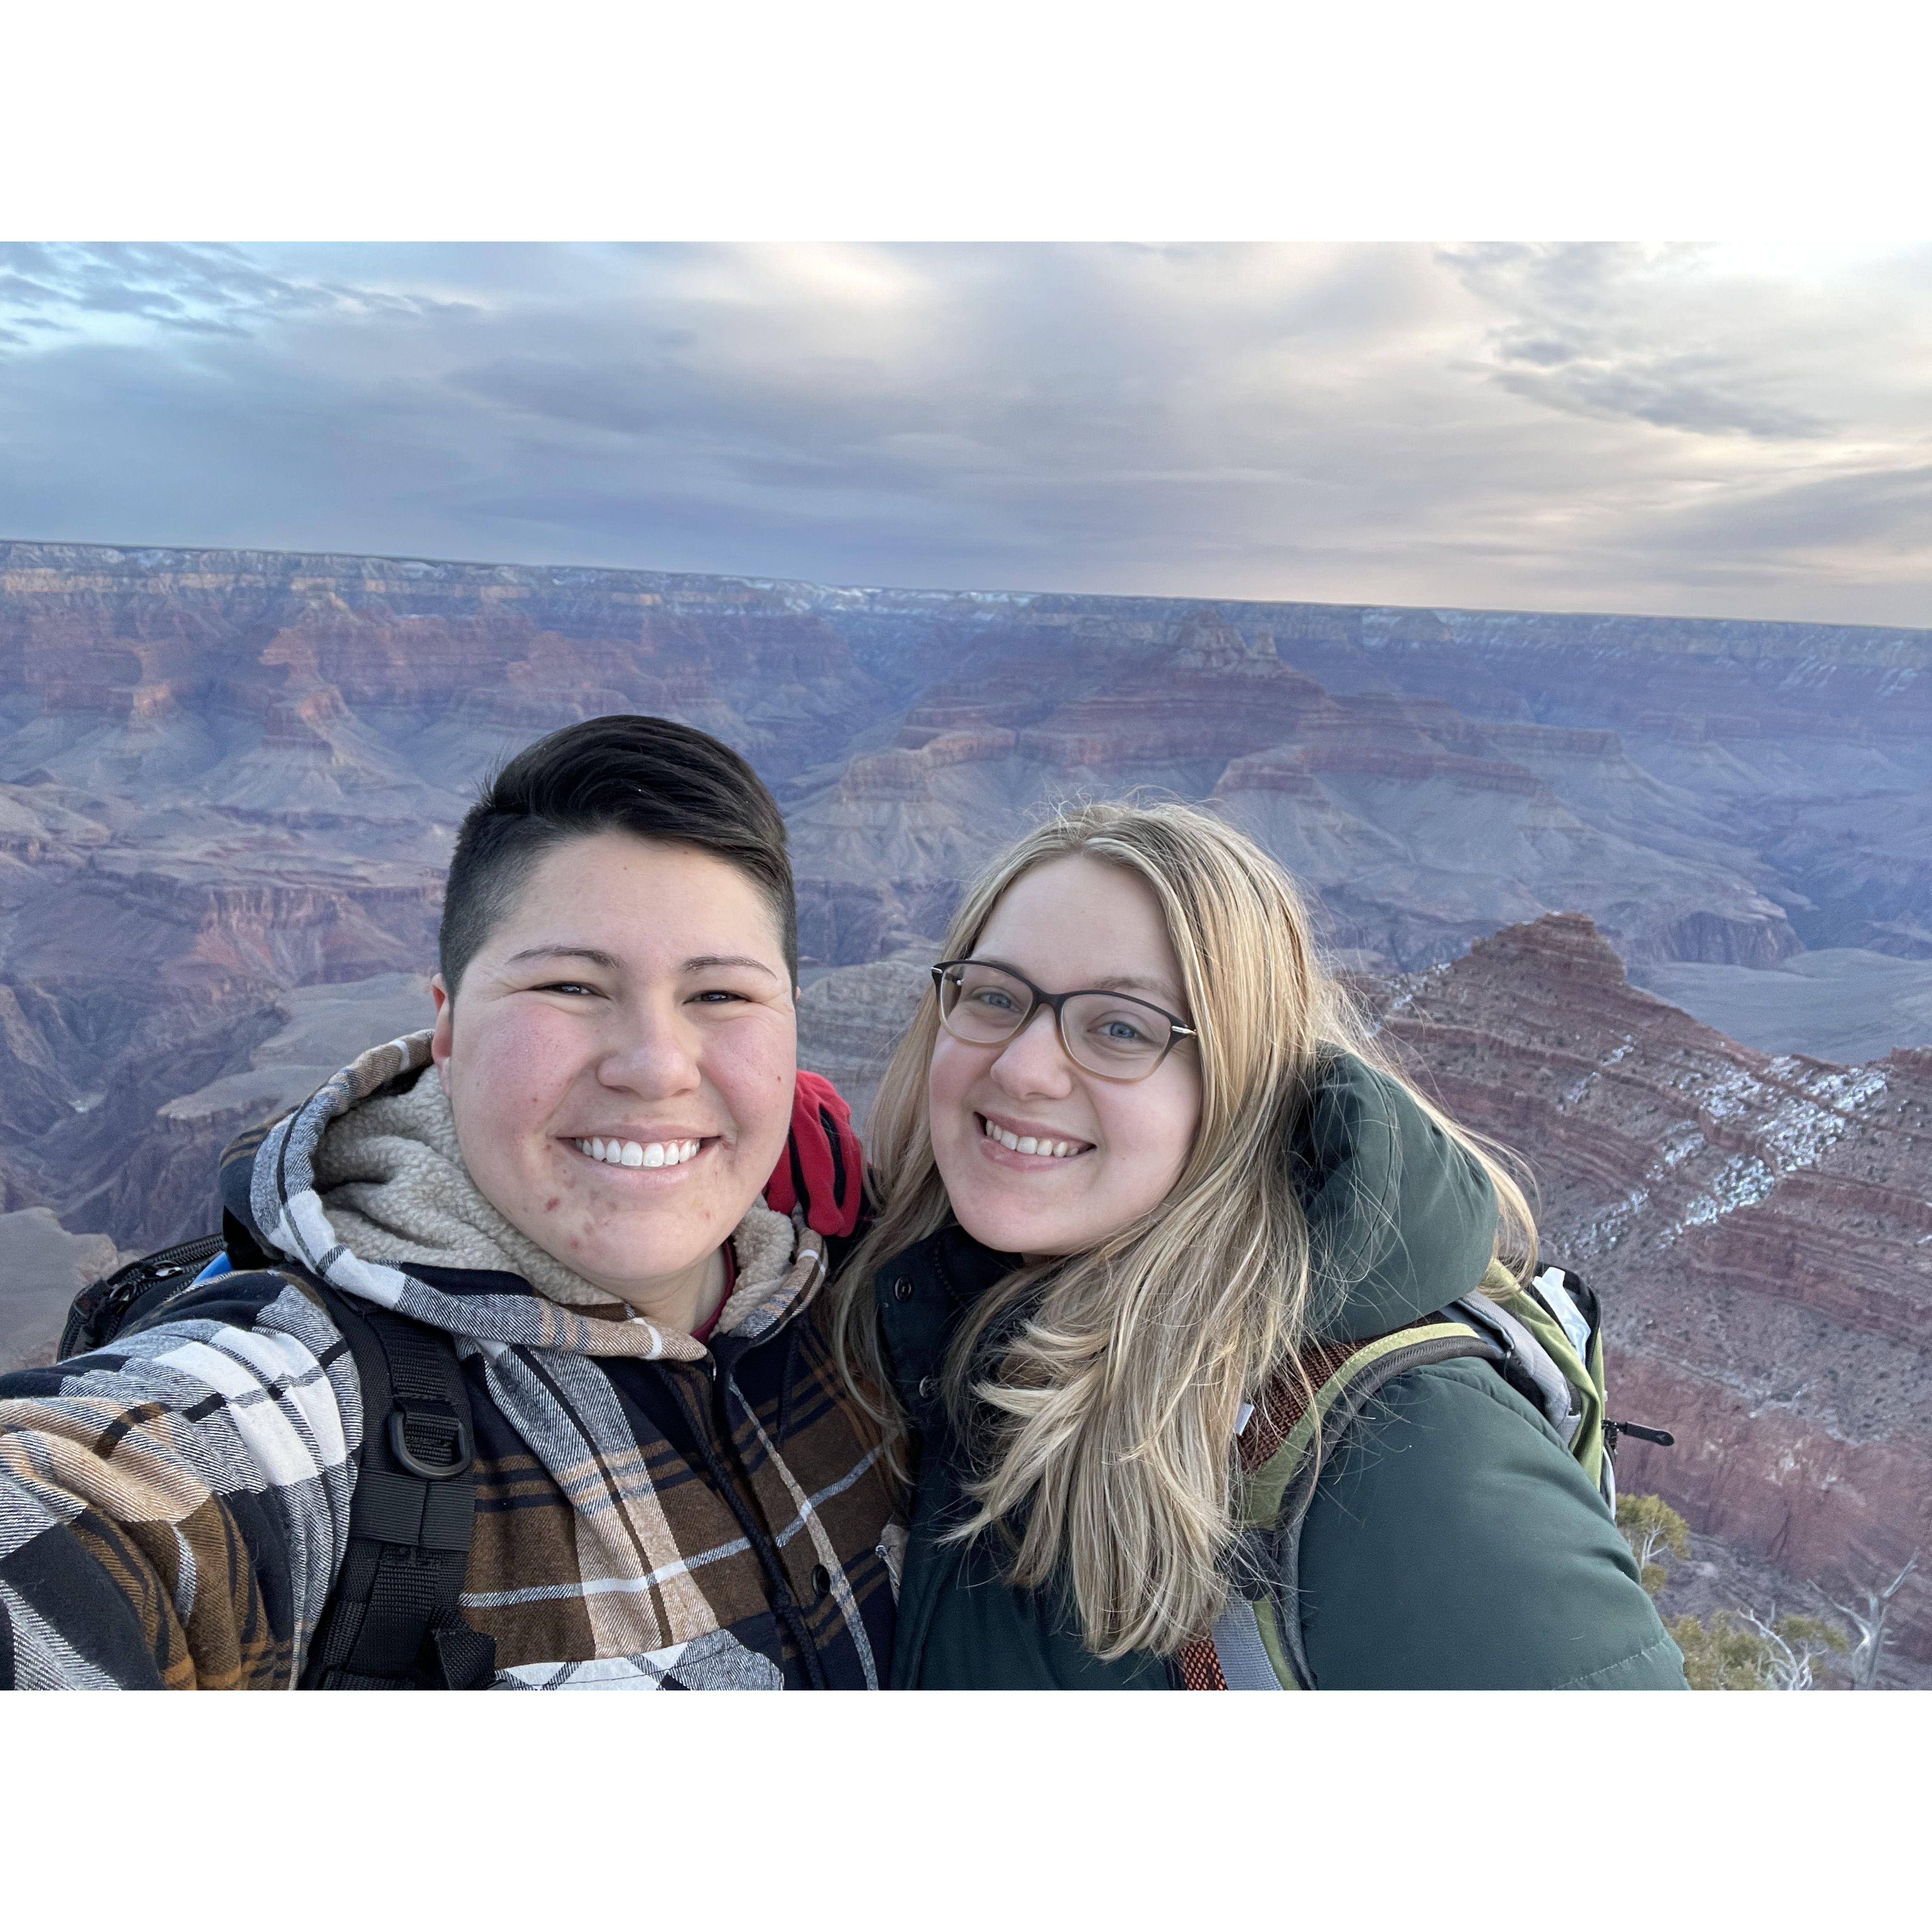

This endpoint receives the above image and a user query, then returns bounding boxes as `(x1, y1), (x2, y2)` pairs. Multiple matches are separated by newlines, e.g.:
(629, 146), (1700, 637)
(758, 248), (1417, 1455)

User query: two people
(0, 713), (1683, 1689)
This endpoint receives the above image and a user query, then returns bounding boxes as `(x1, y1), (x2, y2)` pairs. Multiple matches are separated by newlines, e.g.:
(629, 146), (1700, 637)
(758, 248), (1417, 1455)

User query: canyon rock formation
(2, 540), (1928, 1660)
(1369, 913), (1932, 1662)
(0, 1209), (122, 1372)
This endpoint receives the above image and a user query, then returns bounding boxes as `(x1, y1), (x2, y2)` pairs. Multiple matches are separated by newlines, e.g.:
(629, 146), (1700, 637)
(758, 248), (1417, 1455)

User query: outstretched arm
(0, 1271), (358, 1690)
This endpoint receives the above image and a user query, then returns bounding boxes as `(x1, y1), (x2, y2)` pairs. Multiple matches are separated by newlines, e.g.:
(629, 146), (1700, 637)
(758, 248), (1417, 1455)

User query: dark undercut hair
(439, 714), (797, 998)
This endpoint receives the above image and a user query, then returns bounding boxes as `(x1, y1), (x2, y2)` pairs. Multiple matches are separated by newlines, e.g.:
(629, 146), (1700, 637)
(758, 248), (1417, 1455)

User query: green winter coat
(874, 1051), (1687, 1690)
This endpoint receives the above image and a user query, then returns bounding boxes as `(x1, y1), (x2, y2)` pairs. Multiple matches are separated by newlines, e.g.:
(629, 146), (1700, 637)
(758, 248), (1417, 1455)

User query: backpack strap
(1180, 1314), (1505, 1690)
(1460, 1264), (1617, 1500)
(299, 1290), (495, 1691)
(1450, 1285), (1583, 1444)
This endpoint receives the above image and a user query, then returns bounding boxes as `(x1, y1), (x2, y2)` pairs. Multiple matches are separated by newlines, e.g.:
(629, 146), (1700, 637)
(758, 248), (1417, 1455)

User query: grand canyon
(2, 539), (1927, 1671)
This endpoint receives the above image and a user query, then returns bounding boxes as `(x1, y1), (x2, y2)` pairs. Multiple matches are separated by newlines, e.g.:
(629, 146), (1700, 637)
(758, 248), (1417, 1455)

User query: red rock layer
(1369, 913), (1932, 1656)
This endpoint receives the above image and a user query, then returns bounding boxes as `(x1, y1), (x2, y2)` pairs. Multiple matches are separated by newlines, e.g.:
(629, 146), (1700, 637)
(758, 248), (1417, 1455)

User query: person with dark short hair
(0, 715), (897, 1690)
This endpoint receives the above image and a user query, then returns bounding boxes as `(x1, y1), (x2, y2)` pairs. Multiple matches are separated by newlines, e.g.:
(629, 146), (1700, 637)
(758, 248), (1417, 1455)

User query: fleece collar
(239, 1030), (821, 1361)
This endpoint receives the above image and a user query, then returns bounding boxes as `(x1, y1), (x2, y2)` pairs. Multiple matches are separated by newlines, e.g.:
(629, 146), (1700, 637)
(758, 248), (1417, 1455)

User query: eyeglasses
(931, 958), (1199, 1082)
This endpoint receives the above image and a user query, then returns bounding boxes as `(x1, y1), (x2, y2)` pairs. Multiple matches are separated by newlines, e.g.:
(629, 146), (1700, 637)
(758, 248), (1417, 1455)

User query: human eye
(1070, 996), (1167, 1063)
(966, 983), (1022, 1013)
(533, 979), (600, 999)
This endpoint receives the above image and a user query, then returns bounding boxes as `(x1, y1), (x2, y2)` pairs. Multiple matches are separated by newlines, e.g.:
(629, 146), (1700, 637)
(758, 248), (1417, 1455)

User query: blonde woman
(834, 801), (1685, 1690)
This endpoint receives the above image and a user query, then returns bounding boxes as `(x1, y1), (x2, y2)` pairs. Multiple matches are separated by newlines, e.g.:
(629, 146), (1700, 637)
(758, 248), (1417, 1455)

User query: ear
(429, 973), (454, 1072)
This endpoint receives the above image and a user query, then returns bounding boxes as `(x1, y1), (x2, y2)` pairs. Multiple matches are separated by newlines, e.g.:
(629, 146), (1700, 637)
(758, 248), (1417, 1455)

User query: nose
(596, 999), (703, 1097)
(989, 1002), (1075, 1098)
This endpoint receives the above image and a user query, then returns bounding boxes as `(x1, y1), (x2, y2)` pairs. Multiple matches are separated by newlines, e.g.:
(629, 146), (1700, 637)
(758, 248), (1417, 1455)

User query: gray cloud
(1442, 242), (1842, 439)
(1644, 461), (1932, 558)
(0, 241), (1927, 625)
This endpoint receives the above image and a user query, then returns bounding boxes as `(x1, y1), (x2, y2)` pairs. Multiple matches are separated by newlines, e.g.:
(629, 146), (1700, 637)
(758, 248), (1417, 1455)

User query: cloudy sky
(2, 239), (1929, 627)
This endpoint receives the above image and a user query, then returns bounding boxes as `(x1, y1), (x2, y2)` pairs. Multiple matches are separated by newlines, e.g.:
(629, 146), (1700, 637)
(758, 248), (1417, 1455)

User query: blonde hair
(831, 799), (1535, 1661)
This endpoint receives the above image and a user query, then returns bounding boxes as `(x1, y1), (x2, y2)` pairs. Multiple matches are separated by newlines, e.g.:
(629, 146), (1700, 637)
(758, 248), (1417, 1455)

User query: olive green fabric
(1297, 1357), (1680, 1688)
(1294, 1051), (1500, 1342)
(876, 1049), (1686, 1691)
(1484, 1263), (1608, 1490)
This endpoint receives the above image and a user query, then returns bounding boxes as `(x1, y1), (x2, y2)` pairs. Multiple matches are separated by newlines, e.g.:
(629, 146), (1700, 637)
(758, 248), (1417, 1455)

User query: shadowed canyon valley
(2, 540), (1928, 1670)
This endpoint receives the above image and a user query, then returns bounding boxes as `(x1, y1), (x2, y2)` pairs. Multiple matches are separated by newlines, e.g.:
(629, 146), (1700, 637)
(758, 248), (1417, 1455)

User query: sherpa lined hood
(222, 1030), (825, 1361)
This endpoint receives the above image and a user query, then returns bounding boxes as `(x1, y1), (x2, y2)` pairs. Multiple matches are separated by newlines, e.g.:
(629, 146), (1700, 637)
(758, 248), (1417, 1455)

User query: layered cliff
(786, 624), (1804, 973)
(1368, 914), (1932, 1658)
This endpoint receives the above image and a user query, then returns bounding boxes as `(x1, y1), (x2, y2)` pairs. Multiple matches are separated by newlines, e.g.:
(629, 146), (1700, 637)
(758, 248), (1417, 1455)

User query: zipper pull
(1604, 1418), (1675, 1450)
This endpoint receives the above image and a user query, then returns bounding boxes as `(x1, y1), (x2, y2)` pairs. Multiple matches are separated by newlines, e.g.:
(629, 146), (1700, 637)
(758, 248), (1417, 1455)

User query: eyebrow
(680, 953), (781, 979)
(974, 957), (1182, 1005)
(505, 946), (623, 970)
(504, 945), (780, 980)
(1086, 973), (1184, 1004)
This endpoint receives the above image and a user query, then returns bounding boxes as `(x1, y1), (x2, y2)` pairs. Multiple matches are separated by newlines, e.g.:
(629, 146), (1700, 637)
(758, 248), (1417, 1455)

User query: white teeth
(982, 1117), (1085, 1159)
(574, 1137), (705, 1169)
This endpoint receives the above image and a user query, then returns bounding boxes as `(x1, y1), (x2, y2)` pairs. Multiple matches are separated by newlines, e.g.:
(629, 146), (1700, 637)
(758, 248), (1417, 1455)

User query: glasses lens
(939, 963), (1033, 1043)
(1060, 992), (1172, 1077)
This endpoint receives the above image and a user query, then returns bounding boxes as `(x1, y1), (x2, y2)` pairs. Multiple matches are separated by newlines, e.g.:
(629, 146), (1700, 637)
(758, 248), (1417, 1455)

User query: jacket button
(811, 1563), (832, 1598)
(918, 1376), (938, 1400)
(893, 1276), (915, 1302)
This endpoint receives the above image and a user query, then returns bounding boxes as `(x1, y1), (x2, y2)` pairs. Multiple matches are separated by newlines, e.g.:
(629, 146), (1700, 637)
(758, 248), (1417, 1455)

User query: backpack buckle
(389, 1402), (473, 1479)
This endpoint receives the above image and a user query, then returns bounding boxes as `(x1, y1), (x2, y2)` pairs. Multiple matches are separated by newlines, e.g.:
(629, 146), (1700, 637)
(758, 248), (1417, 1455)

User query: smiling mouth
(977, 1114), (1092, 1160)
(570, 1136), (708, 1170)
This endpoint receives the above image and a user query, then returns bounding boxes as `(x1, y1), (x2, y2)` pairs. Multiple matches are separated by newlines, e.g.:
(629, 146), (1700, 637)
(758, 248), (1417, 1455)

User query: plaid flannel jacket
(0, 1038), (898, 1690)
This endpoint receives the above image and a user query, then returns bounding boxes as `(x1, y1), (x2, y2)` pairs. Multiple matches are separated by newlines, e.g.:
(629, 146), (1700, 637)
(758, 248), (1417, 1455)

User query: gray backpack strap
(1451, 1289), (1581, 1443)
(1204, 1593), (1286, 1690)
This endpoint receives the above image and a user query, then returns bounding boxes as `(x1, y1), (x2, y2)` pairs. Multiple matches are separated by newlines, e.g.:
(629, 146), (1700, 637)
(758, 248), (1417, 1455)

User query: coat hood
(1294, 1048), (1498, 1340)
(222, 1030), (825, 1361)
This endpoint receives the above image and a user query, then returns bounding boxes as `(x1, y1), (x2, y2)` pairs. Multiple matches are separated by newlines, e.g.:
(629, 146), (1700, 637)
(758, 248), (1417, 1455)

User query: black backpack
(63, 1228), (494, 1690)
